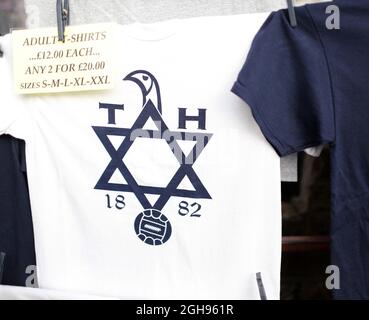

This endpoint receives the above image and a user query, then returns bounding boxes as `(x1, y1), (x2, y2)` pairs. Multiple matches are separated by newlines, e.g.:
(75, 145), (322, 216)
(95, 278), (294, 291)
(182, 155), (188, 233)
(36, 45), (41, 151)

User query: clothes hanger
(56, 0), (70, 42)
(287, 0), (298, 27)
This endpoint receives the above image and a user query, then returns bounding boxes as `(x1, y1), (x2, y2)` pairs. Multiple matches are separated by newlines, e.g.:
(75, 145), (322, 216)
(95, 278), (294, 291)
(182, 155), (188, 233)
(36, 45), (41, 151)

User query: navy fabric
(232, 0), (369, 299)
(0, 135), (36, 286)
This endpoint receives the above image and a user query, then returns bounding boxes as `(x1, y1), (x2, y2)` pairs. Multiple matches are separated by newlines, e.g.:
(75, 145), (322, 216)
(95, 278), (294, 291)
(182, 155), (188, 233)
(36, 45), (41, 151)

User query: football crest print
(93, 70), (213, 245)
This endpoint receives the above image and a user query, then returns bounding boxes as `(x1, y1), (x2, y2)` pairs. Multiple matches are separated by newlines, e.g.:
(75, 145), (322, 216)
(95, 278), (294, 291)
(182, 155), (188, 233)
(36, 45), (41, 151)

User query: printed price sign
(12, 23), (117, 94)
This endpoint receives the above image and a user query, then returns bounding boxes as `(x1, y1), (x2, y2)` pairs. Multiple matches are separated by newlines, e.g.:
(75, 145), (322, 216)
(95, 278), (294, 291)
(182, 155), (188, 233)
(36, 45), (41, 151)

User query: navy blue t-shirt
(232, 0), (369, 299)
(0, 135), (36, 286)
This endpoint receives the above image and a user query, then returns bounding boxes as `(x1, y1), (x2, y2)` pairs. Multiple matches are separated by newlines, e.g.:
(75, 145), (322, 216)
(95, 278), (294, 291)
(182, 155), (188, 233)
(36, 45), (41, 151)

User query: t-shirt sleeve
(231, 6), (335, 157)
(0, 35), (24, 136)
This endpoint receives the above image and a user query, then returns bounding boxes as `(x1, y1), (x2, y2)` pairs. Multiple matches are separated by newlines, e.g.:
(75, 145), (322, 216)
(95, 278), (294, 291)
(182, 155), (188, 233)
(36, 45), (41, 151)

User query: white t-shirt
(0, 13), (281, 299)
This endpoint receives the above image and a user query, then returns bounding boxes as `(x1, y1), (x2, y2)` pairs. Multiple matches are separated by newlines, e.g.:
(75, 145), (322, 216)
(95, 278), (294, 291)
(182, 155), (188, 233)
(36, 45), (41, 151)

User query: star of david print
(93, 70), (213, 246)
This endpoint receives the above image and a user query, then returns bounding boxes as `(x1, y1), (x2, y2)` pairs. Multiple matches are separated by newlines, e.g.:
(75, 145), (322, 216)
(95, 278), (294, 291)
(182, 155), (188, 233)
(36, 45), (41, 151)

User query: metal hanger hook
(57, 0), (70, 42)
(287, 0), (298, 28)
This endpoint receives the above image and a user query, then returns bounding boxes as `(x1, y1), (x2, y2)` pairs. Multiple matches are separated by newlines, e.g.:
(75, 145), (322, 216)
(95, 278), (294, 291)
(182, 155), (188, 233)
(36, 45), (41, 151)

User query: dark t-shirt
(232, 0), (369, 299)
(0, 135), (36, 286)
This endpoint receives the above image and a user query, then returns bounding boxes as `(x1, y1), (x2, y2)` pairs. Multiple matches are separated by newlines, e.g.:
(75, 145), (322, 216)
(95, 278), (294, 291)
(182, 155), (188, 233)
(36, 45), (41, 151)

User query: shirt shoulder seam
(304, 4), (337, 146)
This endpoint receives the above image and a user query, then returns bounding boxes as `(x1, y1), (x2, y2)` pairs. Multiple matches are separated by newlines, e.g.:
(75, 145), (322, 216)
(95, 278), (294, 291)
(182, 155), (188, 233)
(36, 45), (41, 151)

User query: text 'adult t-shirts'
(0, 13), (281, 299)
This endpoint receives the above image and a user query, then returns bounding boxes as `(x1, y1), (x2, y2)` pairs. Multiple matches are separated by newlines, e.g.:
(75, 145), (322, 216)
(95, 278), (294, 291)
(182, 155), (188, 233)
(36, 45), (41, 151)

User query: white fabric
(0, 285), (117, 300)
(0, 13), (281, 299)
(23, 0), (318, 182)
(304, 145), (324, 157)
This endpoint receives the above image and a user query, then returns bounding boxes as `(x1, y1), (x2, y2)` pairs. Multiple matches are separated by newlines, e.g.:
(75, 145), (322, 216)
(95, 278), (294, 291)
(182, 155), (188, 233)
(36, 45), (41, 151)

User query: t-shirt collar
(119, 18), (182, 41)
